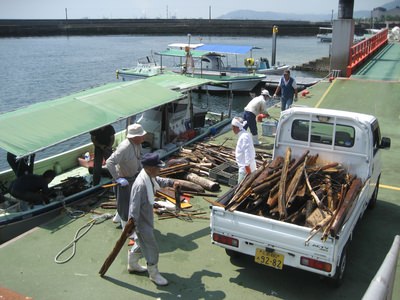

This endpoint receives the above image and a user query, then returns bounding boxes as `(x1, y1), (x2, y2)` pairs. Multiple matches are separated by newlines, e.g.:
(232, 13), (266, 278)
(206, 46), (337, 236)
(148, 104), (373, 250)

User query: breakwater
(0, 19), (371, 37)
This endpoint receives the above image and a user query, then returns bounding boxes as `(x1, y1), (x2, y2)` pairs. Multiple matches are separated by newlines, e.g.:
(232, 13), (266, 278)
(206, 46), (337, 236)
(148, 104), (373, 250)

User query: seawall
(0, 19), (371, 37)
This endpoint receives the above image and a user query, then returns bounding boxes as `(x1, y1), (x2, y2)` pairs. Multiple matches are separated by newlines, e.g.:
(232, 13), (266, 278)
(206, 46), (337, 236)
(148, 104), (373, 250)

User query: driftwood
(173, 179), (205, 193)
(159, 162), (191, 177)
(182, 173), (220, 192)
(329, 178), (362, 237)
(278, 147), (291, 219)
(286, 157), (307, 208)
(179, 190), (219, 197)
(99, 218), (135, 277)
(220, 145), (365, 242)
(225, 164), (266, 211)
(203, 197), (225, 208)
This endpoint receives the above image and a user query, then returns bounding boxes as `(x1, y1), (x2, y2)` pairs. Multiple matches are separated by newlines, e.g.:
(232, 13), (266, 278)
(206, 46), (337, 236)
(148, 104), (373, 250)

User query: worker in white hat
(106, 123), (147, 229)
(243, 89), (270, 145)
(231, 117), (257, 182)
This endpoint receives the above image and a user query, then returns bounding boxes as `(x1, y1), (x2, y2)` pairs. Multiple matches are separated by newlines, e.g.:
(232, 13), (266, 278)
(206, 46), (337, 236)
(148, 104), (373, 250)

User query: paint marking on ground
(380, 184), (400, 191)
(315, 79), (336, 108)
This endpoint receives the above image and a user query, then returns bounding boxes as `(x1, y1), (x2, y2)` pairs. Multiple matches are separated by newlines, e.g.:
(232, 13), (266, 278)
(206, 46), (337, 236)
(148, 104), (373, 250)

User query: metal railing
(362, 235), (400, 300)
(346, 29), (389, 77)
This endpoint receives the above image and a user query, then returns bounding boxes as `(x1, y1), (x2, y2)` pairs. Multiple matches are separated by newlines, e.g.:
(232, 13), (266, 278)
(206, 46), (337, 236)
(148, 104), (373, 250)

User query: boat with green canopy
(0, 74), (231, 243)
(118, 47), (266, 92)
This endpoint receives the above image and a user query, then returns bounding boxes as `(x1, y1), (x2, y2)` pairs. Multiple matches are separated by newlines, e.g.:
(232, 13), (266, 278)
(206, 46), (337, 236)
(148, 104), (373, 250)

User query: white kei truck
(210, 107), (391, 286)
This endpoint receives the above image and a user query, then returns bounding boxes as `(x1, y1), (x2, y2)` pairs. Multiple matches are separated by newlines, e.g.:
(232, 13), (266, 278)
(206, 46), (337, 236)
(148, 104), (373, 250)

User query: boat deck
(1, 43), (399, 300)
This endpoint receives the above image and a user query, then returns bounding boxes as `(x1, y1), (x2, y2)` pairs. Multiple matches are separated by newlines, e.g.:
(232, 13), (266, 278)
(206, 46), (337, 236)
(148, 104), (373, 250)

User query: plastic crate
(209, 161), (238, 186)
(262, 121), (277, 137)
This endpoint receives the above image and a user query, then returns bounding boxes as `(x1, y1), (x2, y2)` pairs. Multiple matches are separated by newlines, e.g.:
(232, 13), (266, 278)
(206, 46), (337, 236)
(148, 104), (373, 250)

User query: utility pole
(166, 5), (169, 19)
(64, 8), (69, 36)
(209, 6), (211, 21)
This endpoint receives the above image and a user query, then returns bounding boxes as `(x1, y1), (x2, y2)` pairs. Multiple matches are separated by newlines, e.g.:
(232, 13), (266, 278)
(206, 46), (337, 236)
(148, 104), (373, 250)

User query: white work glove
(116, 177), (129, 187)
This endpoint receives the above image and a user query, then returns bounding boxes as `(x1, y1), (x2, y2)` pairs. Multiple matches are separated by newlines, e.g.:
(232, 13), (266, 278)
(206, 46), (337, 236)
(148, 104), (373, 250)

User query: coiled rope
(54, 213), (113, 264)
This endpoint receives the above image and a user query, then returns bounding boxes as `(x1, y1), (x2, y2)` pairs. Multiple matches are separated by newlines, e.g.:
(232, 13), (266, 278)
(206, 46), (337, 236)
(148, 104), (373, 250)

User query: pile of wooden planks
(159, 142), (270, 192)
(223, 147), (363, 240)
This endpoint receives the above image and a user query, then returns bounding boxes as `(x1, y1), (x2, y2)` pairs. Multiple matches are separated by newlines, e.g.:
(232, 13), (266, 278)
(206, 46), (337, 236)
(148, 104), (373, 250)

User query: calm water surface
(0, 35), (330, 170)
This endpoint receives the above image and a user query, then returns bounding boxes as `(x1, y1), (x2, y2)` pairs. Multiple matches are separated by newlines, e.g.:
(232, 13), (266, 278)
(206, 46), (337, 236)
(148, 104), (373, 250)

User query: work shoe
(148, 264), (168, 286)
(127, 251), (147, 273)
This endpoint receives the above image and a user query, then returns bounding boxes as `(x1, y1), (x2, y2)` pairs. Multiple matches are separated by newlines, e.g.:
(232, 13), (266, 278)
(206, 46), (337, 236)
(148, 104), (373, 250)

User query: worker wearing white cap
(106, 123), (147, 229)
(243, 89), (270, 145)
(231, 117), (257, 183)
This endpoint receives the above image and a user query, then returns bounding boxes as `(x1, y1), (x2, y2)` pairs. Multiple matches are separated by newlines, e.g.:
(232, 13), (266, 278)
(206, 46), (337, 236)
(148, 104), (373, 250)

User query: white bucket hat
(261, 89), (270, 97)
(126, 123), (147, 138)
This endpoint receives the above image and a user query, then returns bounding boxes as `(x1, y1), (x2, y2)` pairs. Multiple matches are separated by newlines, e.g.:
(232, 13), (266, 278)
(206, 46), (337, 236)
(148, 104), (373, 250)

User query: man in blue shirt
(273, 70), (298, 111)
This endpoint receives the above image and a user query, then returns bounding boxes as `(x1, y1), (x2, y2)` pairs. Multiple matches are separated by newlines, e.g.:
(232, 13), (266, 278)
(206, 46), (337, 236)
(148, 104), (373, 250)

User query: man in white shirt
(243, 89), (270, 145)
(231, 117), (257, 183)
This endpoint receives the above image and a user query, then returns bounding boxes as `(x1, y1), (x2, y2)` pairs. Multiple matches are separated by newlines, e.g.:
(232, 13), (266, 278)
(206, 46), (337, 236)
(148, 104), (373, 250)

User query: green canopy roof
(145, 73), (219, 90)
(0, 79), (183, 157)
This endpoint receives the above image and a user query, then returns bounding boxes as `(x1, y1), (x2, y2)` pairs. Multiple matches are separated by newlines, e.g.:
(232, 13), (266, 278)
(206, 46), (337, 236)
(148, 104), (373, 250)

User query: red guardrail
(346, 28), (389, 77)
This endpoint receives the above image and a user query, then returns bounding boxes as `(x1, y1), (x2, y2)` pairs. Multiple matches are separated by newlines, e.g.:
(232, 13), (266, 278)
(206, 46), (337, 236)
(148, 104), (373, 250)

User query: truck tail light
(300, 256), (332, 272)
(213, 233), (239, 248)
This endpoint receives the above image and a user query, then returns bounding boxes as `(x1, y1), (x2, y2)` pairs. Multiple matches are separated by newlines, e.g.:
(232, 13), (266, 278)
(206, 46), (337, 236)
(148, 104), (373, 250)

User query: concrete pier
(0, 19), (371, 37)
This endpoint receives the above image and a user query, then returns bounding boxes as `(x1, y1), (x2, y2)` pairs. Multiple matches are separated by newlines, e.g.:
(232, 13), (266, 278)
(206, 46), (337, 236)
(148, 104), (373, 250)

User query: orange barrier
(346, 28), (388, 77)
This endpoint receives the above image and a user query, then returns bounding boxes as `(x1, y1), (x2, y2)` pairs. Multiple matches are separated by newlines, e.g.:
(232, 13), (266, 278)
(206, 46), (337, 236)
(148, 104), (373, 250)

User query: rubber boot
(252, 135), (260, 145)
(148, 264), (168, 286)
(127, 251), (147, 273)
(112, 211), (121, 223)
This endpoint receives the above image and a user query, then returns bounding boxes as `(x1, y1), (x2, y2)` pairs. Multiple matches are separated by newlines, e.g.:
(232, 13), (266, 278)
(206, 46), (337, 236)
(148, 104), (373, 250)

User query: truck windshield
(291, 119), (355, 147)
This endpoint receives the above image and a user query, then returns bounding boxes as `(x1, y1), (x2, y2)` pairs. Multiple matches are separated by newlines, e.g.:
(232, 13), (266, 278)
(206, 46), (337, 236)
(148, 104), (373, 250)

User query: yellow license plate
(255, 248), (284, 270)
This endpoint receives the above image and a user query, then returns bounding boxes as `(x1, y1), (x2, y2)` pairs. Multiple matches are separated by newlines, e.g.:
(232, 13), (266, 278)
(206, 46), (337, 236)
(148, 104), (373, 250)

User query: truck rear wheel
(368, 177), (380, 209)
(225, 249), (242, 258)
(331, 247), (347, 287)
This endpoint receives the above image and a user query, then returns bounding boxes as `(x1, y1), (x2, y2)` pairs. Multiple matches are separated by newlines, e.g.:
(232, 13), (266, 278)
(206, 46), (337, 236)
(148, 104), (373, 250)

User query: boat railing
(346, 28), (389, 77)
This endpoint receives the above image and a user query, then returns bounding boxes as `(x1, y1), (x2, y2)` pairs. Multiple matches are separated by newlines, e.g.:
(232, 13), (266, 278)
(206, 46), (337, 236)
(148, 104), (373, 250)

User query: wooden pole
(99, 218), (135, 277)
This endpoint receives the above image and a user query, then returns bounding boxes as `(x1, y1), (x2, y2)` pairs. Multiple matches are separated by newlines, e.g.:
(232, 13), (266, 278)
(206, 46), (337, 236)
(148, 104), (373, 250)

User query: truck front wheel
(331, 247), (347, 287)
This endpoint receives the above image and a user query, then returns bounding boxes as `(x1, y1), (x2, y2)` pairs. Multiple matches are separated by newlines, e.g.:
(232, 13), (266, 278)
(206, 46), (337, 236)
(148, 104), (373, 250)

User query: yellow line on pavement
(381, 184), (400, 191)
(315, 79), (336, 108)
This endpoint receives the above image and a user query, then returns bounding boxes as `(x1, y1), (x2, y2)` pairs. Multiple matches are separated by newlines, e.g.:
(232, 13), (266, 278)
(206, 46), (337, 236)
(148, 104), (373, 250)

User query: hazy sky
(0, 0), (389, 19)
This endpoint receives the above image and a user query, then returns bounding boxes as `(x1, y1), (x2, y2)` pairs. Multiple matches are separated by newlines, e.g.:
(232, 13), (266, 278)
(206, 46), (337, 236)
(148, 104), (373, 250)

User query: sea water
(0, 35), (330, 170)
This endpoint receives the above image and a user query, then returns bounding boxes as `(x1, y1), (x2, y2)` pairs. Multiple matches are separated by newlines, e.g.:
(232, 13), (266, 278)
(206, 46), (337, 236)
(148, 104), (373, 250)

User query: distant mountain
(217, 1), (400, 21)
(379, 0), (400, 9)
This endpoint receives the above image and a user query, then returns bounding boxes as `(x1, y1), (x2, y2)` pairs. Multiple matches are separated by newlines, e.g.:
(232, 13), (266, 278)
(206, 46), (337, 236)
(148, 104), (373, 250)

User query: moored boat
(116, 55), (164, 79)
(193, 43), (290, 75)
(117, 42), (291, 92)
(155, 47), (266, 92)
(0, 74), (231, 243)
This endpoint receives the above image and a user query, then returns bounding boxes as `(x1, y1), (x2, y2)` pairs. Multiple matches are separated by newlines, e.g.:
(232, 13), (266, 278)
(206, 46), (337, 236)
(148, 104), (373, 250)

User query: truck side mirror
(380, 137), (391, 149)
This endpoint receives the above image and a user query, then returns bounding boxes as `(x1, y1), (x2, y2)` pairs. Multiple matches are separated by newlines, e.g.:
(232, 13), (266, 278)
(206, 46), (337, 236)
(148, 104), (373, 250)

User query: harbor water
(0, 35), (330, 170)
